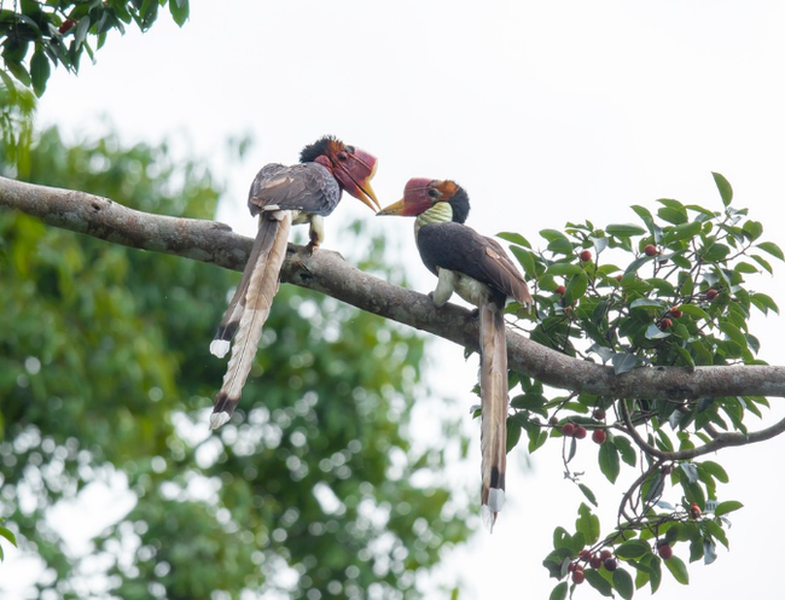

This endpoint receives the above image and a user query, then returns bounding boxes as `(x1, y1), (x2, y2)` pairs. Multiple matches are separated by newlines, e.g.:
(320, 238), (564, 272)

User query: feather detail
(210, 212), (293, 428)
(478, 300), (508, 532)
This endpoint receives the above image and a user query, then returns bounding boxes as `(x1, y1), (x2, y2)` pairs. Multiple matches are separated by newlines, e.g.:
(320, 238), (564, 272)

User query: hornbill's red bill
(209, 136), (380, 429)
(377, 178), (533, 531)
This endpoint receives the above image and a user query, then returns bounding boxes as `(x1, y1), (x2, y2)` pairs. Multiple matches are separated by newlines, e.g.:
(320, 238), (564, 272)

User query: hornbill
(209, 136), (379, 429)
(377, 178), (532, 530)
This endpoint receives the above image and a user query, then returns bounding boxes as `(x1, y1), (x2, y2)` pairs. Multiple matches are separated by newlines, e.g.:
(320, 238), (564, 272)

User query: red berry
(572, 568), (585, 584)
(615, 274), (623, 282)
(669, 306), (684, 318)
(567, 561), (577, 572)
(592, 429), (606, 444)
(555, 284), (566, 295)
(706, 288), (719, 300)
(592, 409), (605, 420)
(690, 503), (701, 519)
(562, 423), (576, 437)
(574, 425), (587, 440)
(603, 558), (617, 571)
(644, 244), (658, 257)
(579, 250), (592, 262)
(589, 554), (602, 569)
(599, 549), (613, 561)
(657, 542), (673, 559)
(578, 549), (591, 561)
(658, 317), (673, 330)
(59, 18), (75, 34)
(549, 416), (558, 426)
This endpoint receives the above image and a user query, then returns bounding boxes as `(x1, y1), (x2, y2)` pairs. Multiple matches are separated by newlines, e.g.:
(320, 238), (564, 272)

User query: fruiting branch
(3, 175), (785, 404)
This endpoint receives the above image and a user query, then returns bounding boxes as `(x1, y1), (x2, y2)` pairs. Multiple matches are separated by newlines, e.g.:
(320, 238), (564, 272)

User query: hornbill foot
(304, 241), (320, 256)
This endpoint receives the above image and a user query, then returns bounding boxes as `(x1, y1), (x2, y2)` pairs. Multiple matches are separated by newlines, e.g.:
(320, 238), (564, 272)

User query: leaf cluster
(1, 0), (189, 97)
(498, 173), (782, 599)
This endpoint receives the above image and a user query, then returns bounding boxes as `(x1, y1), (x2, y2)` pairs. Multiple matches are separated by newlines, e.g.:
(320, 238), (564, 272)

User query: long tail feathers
(210, 211), (293, 429)
(478, 301), (508, 532)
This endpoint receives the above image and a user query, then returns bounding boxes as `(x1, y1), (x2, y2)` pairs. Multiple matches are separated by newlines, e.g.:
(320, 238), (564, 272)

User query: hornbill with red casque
(377, 178), (532, 530)
(209, 136), (380, 429)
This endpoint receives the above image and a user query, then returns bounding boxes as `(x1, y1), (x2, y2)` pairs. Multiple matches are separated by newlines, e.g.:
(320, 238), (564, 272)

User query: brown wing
(417, 222), (532, 306)
(248, 162), (341, 217)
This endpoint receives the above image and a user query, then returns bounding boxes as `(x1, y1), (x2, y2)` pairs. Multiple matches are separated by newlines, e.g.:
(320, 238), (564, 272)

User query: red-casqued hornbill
(377, 178), (532, 530)
(209, 136), (380, 429)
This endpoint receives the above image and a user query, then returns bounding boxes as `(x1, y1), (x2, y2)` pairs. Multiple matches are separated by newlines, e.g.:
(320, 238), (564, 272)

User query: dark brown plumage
(377, 178), (532, 531)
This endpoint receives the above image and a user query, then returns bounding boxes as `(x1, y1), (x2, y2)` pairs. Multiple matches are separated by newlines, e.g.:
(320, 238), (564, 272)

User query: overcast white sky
(6, 1), (785, 598)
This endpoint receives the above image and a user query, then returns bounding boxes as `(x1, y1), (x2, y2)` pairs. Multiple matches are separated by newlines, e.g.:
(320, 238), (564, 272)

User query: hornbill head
(376, 178), (469, 222)
(300, 136), (380, 211)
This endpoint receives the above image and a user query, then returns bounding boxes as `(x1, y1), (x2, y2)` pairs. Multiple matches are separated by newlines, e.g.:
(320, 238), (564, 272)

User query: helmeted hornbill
(209, 136), (379, 429)
(377, 178), (532, 530)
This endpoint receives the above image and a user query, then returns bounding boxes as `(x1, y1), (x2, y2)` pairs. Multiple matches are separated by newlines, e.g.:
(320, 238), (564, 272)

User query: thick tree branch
(4, 175), (785, 402)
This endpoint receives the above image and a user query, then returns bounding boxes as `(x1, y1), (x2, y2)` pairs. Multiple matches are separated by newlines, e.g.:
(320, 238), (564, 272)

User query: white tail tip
(210, 412), (231, 430)
(210, 339), (230, 359)
(482, 488), (505, 532)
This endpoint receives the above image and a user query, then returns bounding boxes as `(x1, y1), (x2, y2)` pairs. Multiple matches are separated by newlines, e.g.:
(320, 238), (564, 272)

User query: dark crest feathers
(300, 135), (339, 164)
(449, 185), (471, 224)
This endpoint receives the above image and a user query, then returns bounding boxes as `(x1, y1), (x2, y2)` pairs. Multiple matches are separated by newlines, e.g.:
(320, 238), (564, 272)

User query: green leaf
(612, 435), (637, 467)
(576, 503), (600, 545)
(30, 47), (51, 97)
(645, 323), (670, 340)
(598, 441), (620, 483)
(661, 220), (701, 244)
(719, 320), (749, 351)
(506, 417), (522, 452)
(564, 271), (588, 305)
(612, 568), (634, 600)
(712, 172), (733, 206)
(578, 483), (598, 507)
(509, 245), (537, 278)
(498, 231), (531, 247)
(700, 460), (729, 483)
(606, 223), (647, 237)
(713, 500), (744, 516)
(750, 292), (779, 315)
(612, 353), (639, 375)
(664, 554), (689, 585)
(585, 569), (614, 597)
(0, 526), (16, 547)
(657, 206), (688, 225)
(545, 262), (583, 277)
(756, 241), (784, 261)
(169, 0), (190, 26)
(549, 581), (568, 600)
(631, 205), (655, 232)
(616, 540), (651, 559)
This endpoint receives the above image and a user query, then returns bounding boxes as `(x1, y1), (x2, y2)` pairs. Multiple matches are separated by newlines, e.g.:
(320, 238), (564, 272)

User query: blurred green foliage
(0, 126), (470, 598)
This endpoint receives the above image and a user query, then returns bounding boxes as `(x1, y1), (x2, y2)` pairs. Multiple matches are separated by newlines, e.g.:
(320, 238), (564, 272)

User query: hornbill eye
(428, 188), (440, 198)
(337, 152), (348, 161)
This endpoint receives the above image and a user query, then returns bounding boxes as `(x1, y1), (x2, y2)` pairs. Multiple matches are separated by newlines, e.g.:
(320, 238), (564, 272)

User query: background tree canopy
(0, 126), (471, 598)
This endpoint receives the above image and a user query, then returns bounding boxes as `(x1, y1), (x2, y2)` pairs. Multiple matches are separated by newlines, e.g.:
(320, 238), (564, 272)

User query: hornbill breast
(417, 221), (531, 307)
(248, 162), (341, 217)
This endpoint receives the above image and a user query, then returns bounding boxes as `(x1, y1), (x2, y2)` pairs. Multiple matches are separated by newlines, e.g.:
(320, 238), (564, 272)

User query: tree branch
(4, 175), (785, 401)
